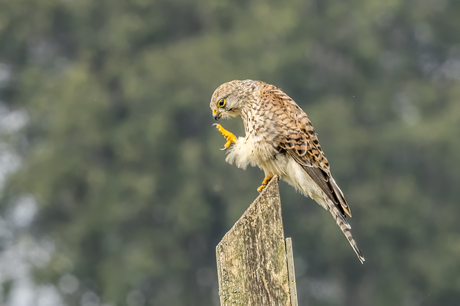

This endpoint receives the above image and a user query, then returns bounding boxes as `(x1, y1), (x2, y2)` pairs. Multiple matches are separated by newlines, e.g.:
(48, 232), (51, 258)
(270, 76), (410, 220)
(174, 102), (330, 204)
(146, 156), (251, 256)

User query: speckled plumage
(210, 79), (365, 263)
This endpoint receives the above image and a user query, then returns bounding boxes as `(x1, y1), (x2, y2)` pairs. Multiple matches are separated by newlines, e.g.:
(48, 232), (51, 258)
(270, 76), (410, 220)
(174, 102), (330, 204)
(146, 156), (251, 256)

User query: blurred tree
(0, 0), (460, 305)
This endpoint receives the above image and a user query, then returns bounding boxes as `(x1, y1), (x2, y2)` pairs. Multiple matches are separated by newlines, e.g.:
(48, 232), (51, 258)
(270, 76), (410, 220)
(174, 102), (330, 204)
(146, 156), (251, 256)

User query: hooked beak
(213, 110), (221, 120)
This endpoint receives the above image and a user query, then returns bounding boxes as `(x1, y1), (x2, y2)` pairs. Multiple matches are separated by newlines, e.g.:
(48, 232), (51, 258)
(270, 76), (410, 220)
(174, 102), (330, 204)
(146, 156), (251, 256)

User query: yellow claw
(257, 175), (274, 193)
(213, 123), (237, 150)
(257, 185), (265, 193)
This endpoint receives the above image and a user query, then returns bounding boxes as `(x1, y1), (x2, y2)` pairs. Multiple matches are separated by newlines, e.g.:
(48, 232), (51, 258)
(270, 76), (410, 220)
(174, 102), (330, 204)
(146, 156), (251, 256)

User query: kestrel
(210, 79), (365, 263)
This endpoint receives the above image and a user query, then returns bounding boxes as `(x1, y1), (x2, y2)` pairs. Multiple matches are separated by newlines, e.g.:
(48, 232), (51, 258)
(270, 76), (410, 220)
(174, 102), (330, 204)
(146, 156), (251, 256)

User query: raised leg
(257, 175), (274, 193)
(213, 123), (237, 150)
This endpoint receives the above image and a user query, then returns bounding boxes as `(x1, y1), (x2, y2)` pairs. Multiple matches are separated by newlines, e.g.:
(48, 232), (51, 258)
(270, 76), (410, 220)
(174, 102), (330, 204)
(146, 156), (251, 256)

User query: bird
(209, 79), (365, 263)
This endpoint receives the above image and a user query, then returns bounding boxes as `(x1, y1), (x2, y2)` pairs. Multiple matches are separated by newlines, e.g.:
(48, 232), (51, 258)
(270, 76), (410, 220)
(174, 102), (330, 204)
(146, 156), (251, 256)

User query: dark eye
(217, 98), (226, 108)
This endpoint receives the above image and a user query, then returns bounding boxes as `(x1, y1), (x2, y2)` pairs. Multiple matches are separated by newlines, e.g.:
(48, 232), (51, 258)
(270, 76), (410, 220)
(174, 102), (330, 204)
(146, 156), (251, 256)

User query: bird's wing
(264, 87), (352, 217)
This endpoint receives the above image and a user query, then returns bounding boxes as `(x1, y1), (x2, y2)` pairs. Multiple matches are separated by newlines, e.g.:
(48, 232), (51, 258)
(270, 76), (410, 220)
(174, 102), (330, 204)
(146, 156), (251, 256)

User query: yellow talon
(257, 175), (274, 193)
(257, 185), (266, 192)
(262, 175), (273, 185)
(213, 123), (237, 149)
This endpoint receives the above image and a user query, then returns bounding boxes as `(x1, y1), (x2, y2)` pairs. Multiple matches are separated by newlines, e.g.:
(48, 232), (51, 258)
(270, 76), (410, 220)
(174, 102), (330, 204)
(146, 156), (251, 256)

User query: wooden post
(216, 176), (299, 306)
(285, 238), (299, 306)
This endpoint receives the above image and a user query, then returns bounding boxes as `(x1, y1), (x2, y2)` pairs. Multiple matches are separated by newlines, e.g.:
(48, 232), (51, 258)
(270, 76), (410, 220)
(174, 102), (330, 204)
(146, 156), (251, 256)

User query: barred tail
(327, 201), (365, 264)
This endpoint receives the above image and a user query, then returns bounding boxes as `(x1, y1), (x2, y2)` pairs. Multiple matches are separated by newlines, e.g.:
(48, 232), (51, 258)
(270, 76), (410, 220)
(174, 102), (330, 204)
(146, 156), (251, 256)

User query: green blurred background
(0, 0), (459, 305)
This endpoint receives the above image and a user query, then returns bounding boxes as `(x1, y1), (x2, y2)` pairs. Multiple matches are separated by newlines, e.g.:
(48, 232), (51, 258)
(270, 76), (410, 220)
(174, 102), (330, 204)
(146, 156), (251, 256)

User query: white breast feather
(225, 136), (277, 170)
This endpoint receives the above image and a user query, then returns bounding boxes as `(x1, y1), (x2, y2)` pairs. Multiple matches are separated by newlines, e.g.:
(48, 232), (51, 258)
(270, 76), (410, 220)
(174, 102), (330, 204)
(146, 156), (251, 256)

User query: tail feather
(327, 200), (365, 264)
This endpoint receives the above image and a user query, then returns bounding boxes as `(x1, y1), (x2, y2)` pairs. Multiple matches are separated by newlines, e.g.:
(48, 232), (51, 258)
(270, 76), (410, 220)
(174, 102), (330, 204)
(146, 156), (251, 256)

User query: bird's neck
(240, 108), (250, 134)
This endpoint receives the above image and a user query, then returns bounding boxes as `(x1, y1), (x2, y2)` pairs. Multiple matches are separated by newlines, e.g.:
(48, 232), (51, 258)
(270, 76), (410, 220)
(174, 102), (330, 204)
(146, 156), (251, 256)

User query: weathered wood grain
(216, 176), (291, 306)
(286, 238), (299, 306)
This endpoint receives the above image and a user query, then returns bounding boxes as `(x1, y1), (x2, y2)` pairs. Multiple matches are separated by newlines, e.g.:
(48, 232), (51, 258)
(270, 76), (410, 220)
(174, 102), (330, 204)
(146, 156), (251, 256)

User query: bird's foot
(213, 123), (237, 150)
(257, 175), (274, 193)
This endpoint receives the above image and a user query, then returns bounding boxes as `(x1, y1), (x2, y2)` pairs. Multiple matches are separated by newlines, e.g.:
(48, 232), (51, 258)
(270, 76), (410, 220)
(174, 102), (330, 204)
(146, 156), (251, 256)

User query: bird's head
(210, 79), (260, 120)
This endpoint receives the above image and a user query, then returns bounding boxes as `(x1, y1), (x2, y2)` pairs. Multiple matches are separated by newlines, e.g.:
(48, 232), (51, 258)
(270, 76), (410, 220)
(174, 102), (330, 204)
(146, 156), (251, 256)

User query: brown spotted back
(255, 84), (330, 174)
(250, 83), (351, 217)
